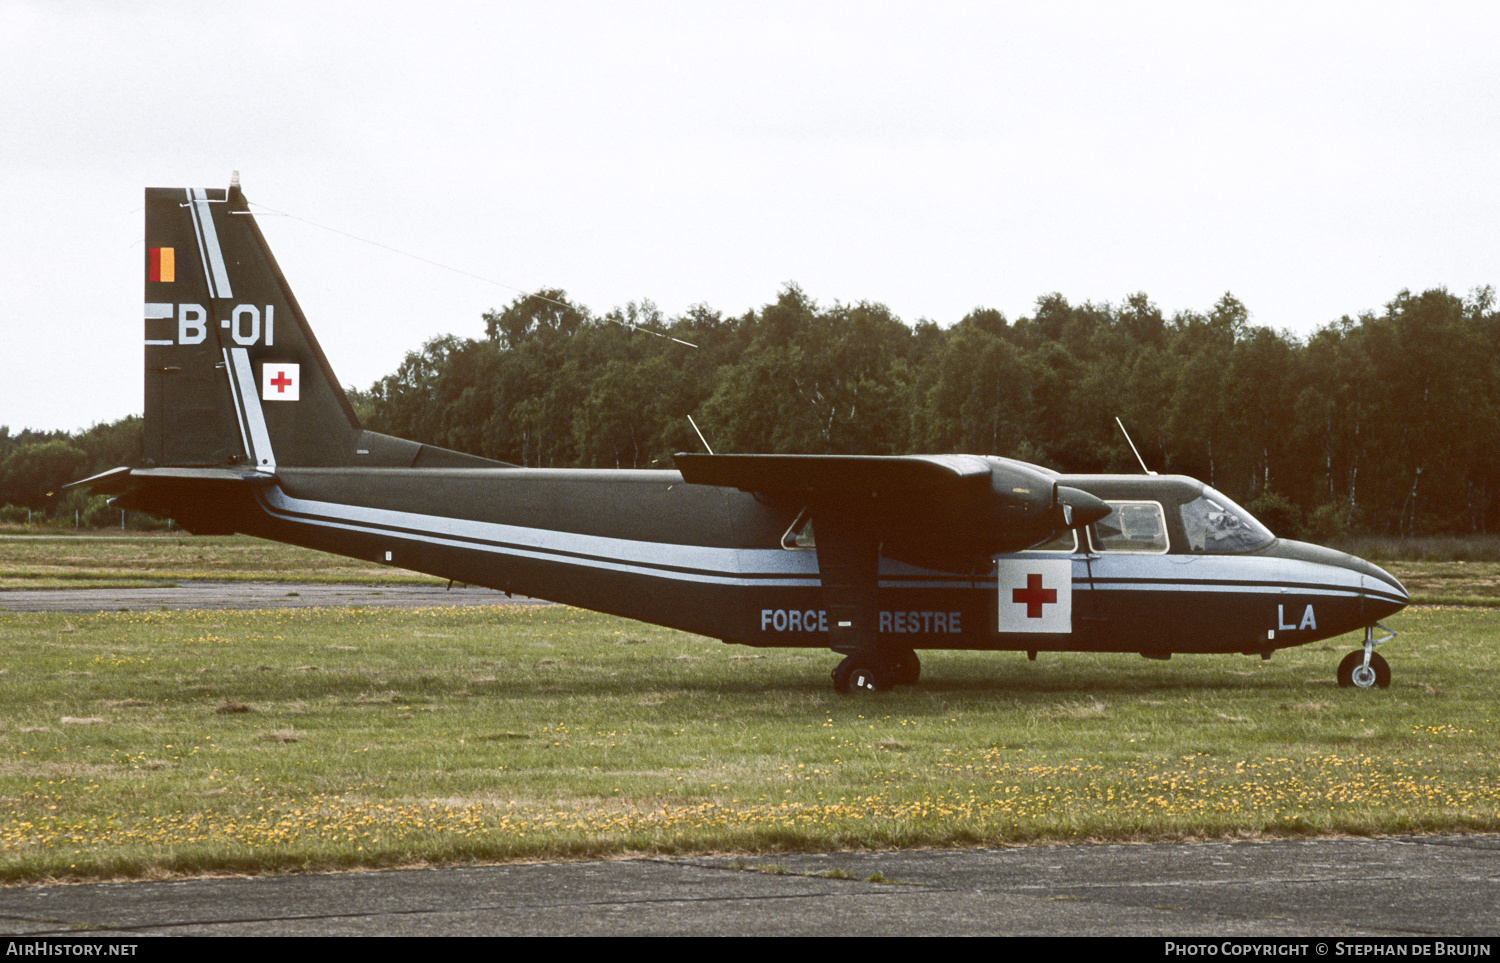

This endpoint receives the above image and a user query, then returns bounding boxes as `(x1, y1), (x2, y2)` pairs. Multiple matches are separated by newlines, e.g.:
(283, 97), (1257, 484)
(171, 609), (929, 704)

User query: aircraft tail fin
(142, 175), (364, 469)
(141, 175), (498, 471)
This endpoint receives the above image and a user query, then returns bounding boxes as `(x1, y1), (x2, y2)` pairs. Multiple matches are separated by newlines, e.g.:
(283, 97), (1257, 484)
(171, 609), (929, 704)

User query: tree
(483, 289), (588, 349)
(916, 325), (1034, 456)
(0, 439), (89, 509)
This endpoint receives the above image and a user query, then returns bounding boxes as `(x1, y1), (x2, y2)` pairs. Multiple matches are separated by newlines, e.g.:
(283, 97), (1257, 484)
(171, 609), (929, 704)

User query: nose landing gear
(1337, 623), (1395, 689)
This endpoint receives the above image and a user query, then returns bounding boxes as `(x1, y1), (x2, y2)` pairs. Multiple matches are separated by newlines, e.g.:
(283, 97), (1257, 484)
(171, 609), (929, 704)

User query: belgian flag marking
(148, 247), (175, 283)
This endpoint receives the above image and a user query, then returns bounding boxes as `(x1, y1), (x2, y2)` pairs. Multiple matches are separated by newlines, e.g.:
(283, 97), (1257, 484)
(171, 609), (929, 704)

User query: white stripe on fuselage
(262, 486), (817, 587)
(255, 487), (1374, 600)
(1087, 553), (1367, 599)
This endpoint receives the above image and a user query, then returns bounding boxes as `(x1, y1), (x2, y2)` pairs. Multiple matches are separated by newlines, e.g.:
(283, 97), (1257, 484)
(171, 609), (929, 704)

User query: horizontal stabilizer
(65, 465), (277, 535)
(67, 465), (277, 494)
(62, 466), (136, 495)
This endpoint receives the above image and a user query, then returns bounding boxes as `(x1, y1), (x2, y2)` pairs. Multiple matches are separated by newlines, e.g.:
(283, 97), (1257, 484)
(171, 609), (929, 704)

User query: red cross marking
(270, 371), (293, 393)
(1012, 573), (1057, 619)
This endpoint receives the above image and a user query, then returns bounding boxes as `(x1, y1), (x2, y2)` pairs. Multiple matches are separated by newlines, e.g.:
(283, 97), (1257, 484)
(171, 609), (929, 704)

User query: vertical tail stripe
(186, 190), (213, 297)
(187, 189), (233, 299)
(221, 347), (252, 459)
(224, 348), (277, 473)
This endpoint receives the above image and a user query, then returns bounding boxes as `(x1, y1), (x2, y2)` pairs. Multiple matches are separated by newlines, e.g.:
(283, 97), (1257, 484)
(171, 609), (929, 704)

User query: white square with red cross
(996, 558), (1072, 633)
(261, 363), (300, 401)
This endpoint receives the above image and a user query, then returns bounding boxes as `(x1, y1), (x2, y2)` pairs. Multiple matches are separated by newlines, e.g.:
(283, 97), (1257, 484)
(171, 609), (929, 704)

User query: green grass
(1332, 535), (1500, 563)
(0, 603), (1494, 883)
(1382, 561), (1500, 606)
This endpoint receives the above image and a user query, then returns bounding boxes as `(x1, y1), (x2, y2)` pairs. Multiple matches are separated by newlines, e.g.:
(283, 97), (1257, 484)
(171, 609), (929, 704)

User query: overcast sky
(3, 1), (1497, 433)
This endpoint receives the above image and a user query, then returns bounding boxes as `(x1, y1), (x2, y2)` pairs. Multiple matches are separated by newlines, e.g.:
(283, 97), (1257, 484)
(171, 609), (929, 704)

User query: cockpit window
(1179, 489), (1275, 554)
(781, 508), (815, 550)
(1089, 501), (1169, 554)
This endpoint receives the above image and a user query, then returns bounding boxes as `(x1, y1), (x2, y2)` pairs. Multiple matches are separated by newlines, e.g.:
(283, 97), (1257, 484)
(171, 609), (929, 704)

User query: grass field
(0, 532), (1494, 883)
(0, 600), (1495, 883)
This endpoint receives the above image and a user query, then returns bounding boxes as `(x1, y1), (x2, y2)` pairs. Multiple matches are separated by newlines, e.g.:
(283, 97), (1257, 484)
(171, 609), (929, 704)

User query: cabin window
(1026, 529), (1078, 552)
(1089, 501), (1169, 553)
(1178, 491), (1275, 553)
(781, 508), (816, 550)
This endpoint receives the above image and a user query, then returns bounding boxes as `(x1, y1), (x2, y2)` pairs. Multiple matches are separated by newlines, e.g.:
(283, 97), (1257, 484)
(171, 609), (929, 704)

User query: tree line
(8, 283), (1496, 539)
(359, 283), (1500, 541)
(0, 418), (146, 526)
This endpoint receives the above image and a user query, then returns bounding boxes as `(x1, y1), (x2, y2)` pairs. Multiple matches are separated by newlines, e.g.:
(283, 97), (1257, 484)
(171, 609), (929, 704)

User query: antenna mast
(1115, 417), (1156, 475)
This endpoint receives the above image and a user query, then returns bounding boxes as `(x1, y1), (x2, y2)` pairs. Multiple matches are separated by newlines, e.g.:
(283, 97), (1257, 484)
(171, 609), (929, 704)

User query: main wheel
(832, 654), (895, 693)
(1337, 650), (1391, 689)
(889, 650), (921, 686)
(845, 662), (887, 693)
(831, 655), (855, 693)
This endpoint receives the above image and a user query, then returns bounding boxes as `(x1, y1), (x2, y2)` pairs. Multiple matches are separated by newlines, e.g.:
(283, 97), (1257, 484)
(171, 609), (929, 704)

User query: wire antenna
(241, 199), (697, 348)
(687, 415), (715, 455)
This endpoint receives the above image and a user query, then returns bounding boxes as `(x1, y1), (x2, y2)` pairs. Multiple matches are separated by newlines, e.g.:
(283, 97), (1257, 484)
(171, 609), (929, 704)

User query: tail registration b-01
(73, 175), (1408, 693)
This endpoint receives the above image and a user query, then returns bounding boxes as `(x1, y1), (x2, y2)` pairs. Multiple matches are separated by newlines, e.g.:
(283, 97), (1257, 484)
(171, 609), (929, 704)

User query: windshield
(1178, 488), (1275, 554)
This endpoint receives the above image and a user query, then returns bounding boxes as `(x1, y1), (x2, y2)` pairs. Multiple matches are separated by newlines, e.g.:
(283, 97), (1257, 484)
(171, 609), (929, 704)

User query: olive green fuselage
(127, 466), (1406, 660)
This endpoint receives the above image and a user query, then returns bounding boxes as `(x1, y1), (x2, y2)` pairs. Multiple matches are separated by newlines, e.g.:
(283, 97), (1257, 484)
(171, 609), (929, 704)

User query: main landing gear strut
(1337, 623), (1395, 689)
(832, 648), (920, 693)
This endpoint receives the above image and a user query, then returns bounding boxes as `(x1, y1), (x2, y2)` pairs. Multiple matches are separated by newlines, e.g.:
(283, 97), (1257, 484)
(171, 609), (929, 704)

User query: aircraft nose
(1270, 540), (1408, 621)
(1359, 557), (1409, 618)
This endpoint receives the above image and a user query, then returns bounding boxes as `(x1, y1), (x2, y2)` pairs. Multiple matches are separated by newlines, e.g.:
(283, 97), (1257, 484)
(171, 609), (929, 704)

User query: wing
(675, 453), (1108, 573)
(674, 452), (993, 494)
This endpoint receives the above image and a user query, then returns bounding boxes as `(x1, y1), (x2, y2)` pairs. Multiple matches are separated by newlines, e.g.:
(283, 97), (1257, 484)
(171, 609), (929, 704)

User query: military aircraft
(73, 176), (1409, 693)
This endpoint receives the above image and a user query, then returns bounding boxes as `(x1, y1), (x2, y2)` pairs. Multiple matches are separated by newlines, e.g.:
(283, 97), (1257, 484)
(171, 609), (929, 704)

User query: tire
(1337, 650), (1391, 689)
(889, 650), (921, 686)
(846, 662), (887, 693)
(831, 655), (855, 694)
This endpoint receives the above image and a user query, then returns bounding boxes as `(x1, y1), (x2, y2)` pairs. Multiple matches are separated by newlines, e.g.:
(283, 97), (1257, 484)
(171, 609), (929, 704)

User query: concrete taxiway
(0, 581), (542, 613)
(1, 835), (1497, 936)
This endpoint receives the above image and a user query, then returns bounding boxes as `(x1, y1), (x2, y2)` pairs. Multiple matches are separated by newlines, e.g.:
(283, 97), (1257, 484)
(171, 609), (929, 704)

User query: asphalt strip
(0, 836), (1496, 937)
(0, 581), (548, 613)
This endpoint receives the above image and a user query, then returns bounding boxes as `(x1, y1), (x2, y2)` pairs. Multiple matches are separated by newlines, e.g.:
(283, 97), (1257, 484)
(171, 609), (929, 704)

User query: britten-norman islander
(71, 176), (1409, 693)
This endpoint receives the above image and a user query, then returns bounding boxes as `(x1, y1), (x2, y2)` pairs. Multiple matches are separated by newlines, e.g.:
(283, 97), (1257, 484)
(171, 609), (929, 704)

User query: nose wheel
(1337, 650), (1390, 688)
(1337, 623), (1395, 689)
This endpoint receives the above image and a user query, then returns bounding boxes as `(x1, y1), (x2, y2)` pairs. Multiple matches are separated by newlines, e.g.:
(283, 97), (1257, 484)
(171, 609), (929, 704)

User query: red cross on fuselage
(270, 371), (293, 393)
(1012, 573), (1057, 618)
